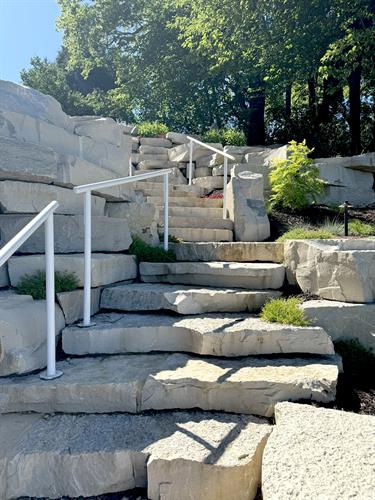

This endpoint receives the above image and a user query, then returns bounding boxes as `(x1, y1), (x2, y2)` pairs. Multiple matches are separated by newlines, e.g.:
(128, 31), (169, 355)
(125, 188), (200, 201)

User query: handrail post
(129, 156), (133, 177)
(82, 190), (93, 327)
(188, 140), (193, 186)
(223, 157), (228, 219)
(163, 173), (169, 251)
(40, 212), (63, 380)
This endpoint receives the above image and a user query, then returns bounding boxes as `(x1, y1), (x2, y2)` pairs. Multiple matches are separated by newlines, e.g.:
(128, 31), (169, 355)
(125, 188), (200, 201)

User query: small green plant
(137, 121), (168, 138)
(319, 217), (344, 236)
(201, 129), (222, 144)
(129, 235), (176, 262)
(16, 271), (79, 300)
(277, 226), (335, 241)
(269, 140), (325, 210)
(348, 219), (375, 237)
(201, 127), (246, 146)
(260, 297), (311, 326)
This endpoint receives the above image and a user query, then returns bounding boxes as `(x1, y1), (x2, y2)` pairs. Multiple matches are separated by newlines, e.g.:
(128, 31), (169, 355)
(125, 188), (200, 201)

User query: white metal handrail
(73, 168), (172, 327)
(186, 136), (235, 219)
(0, 201), (62, 380)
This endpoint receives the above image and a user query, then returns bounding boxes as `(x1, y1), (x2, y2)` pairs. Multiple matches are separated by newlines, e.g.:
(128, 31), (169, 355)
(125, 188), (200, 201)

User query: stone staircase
(0, 241), (341, 499)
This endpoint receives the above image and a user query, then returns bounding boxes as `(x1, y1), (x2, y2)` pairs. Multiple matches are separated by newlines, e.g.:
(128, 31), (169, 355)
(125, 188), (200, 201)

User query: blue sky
(0, 0), (62, 83)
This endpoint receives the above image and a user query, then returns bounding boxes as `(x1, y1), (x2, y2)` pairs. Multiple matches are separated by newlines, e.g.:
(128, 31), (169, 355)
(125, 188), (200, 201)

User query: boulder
(262, 402), (375, 500)
(315, 152), (375, 173)
(193, 175), (224, 191)
(73, 116), (132, 148)
(301, 299), (375, 352)
(284, 239), (375, 302)
(0, 79), (73, 132)
(0, 180), (105, 215)
(8, 254), (137, 288)
(139, 145), (169, 156)
(57, 288), (102, 325)
(139, 137), (172, 148)
(166, 131), (190, 144)
(227, 171), (270, 241)
(0, 214), (132, 253)
(0, 291), (65, 376)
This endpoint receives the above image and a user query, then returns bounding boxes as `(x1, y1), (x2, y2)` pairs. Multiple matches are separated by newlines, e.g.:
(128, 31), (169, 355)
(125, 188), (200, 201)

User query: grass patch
(348, 219), (375, 237)
(130, 235), (176, 262)
(137, 121), (168, 138)
(277, 226), (335, 242)
(260, 297), (311, 326)
(16, 271), (79, 300)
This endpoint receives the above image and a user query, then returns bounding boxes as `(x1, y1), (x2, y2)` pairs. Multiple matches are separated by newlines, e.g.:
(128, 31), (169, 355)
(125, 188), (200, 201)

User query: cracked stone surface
(140, 261), (285, 289)
(0, 411), (270, 500)
(62, 312), (334, 357)
(0, 353), (339, 417)
(262, 402), (375, 500)
(101, 283), (281, 315)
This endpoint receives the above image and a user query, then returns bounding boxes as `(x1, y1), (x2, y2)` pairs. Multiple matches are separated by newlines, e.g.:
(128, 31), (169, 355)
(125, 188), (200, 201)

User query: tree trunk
(245, 90), (265, 145)
(285, 85), (292, 118)
(318, 76), (343, 124)
(348, 65), (362, 155)
(308, 78), (316, 116)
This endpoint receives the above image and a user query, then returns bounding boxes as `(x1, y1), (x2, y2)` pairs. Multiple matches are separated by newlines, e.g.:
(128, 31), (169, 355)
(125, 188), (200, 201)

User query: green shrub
(269, 140), (325, 210)
(260, 297), (311, 326)
(129, 235), (176, 262)
(16, 271), (79, 300)
(201, 127), (246, 146)
(137, 121), (168, 138)
(348, 219), (375, 237)
(201, 129), (222, 144)
(277, 226), (335, 241)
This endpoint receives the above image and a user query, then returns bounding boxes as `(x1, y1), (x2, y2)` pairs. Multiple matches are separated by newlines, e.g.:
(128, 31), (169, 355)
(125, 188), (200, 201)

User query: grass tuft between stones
(260, 297), (311, 326)
(130, 235), (176, 263)
(16, 271), (79, 300)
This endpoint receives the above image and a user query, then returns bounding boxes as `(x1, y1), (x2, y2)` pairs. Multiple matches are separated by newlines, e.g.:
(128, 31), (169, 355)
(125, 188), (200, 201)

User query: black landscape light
(339, 201), (352, 236)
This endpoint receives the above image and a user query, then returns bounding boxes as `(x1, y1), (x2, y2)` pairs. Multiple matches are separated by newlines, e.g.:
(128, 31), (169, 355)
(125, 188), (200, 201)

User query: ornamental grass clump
(16, 271), (79, 300)
(260, 297), (311, 326)
(129, 235), (176, 262)
(277, 226), (335, 241)
(269, 140), (325, 210)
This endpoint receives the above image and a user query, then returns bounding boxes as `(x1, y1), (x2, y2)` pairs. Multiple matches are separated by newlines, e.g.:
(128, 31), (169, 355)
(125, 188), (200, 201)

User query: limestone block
(0, 264), (9, 287)
(139, 145), (169, 157)
(132, 136), (139, 151)
(106, 201), (159, 245)
(63, 311), (334, 357)
(140, 137), (172, 148)
(194, 166), (211, 177)
(57, 288), (102, 325)
(195, 155), (214, 168)
(0, 353), (339, 416)
(166, 131), (190, 144)
(192, 175), (224, 191)
(315, 152), (375, 173)
(133, 166), (187, 185)
(101, 283), (281, 315)
(138, 153), (169, 164)
(8, 254), (137, 288)
(168, 143), (221, 163)
(227, 171), (270, 241)
(284, 239), (375, 302)
(0, 291), (65, 376)
(140, 261), (285, 289)
(301, 299), (375, 352)
(0, 214), (132, 253)
(172, 242), (284, 263)
(73, 116), (131, 147)
(0, 79), (73, 132)
(262, 402), (375, 500)
(0, 180), (105, 215)
(138, 159), (179, 170)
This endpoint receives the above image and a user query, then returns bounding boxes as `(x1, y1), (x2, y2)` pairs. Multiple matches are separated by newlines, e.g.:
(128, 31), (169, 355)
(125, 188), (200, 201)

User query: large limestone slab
(140, 262), (285, 289)
(0, 214), (132, 253)
(227, 172), (270, 241)
(0, 353), (339, 416)
(315, 152), (375, 173)
(140, 137), (172, 148)
(0, 180), (105, 215)
(172, 242), (284, 262)
(284, 239), (375, 302)
(166, 131), (190, 144)
(301, 299), (375, 352)
(262, 402), (375, 500)
(73, 116), (132, 148)
(133, 166), (187, 185)
(0, 291), (65, 376)
(169, 227), (233, 242)
(62, 312), (334, 357)
(57, 288), (102, 325)
(147, 195), (222, 207)
(193, 175), (224, 191)
(101, 283), (281, 314)
(9, 254), (137, 288)
(167, 215), (233, 230)
(0, 412), (269, 500)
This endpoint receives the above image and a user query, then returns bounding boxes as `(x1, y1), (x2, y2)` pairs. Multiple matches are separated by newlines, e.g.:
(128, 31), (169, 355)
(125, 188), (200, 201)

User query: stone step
(147, 196), (223, 208)
(140, 262), (285, 289)
(0, 411), (269, 500)
(101, 283), (281, 314)
(163, 216), (234, 230)
(171, 241), (284, 263)
(0, 214), (132, 254)
(9, 253), (137, 288)
(0, 353), (339, 416)
(169, 227), (233, 242)
(159, 205), (223, 218)
(132, 167), (187, 185)
(62, 312), (335, 357)
(133, 181), (205, 198)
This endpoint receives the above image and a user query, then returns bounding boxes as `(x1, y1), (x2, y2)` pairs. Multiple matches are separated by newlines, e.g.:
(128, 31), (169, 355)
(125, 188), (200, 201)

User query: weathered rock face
(0, 411), (270, 500)
(284, 239), (375, 302)
(301, 299), (375, 352)
(0, 291), (65, 376)
(262, 402), (375, 500)
(227, 171), (270, 241)
(73, 116), (132, 148)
